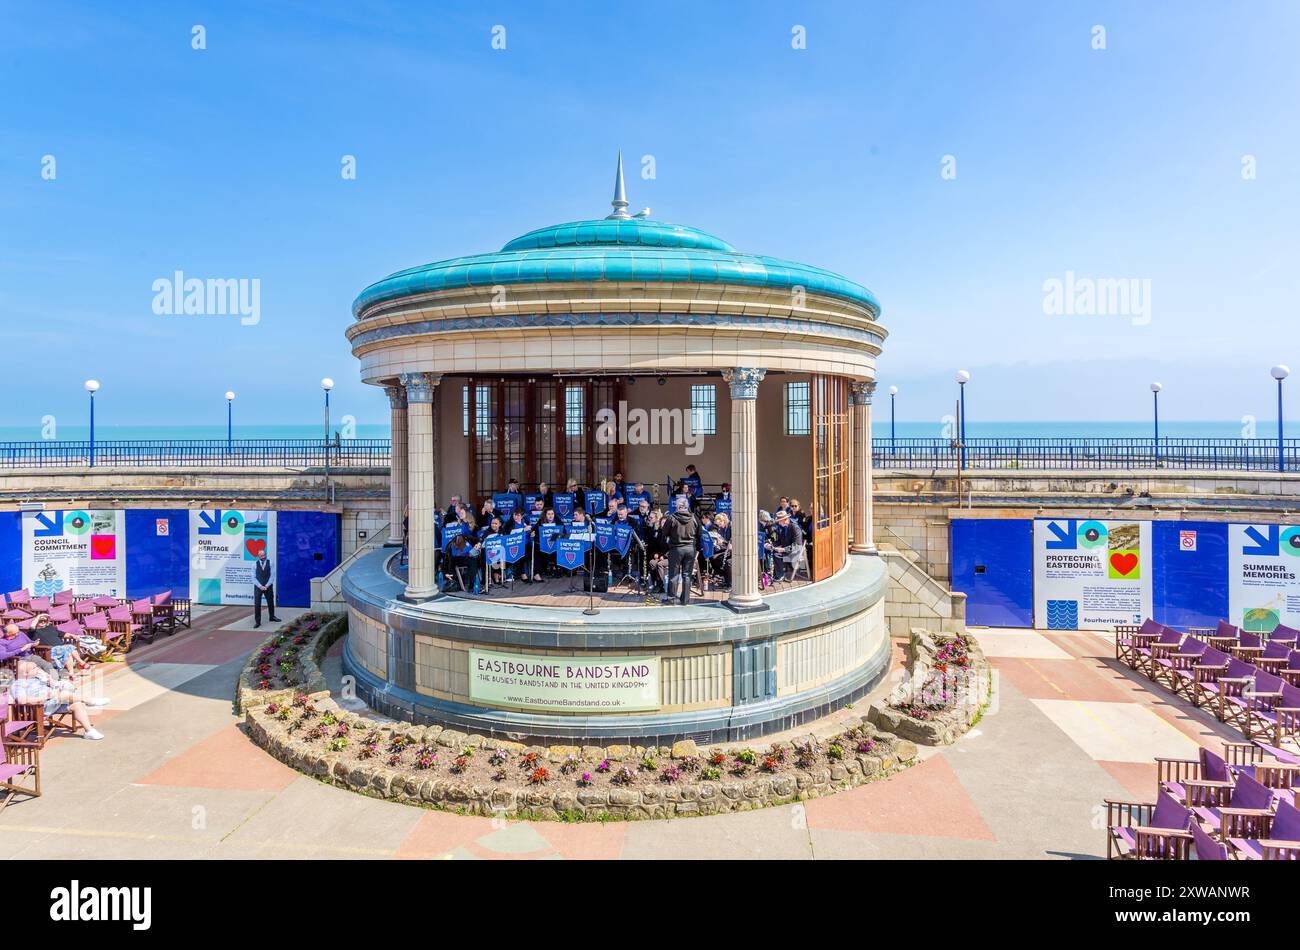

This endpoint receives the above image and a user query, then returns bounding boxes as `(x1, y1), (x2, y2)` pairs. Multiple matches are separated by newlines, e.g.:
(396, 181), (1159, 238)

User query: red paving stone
(140, 629), (266, 667)
(1098, 760), (1159, 799)
(804, 755), (995, 840)
(532, 820), (627, 859)
(990, 657), (1135, 704)
(135, 724), (299, 792)
(394, 811), (503, 859)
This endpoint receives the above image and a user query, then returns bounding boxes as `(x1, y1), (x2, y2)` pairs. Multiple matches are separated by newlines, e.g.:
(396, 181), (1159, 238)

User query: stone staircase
(875, 528), (966, 638)
(311, 523), (391, 613)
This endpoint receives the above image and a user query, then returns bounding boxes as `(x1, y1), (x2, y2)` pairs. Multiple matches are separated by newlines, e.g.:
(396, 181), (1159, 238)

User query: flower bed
(867, 630), (992, 745)
(234, 611), (349, 714)
(244, 698), (921, 821)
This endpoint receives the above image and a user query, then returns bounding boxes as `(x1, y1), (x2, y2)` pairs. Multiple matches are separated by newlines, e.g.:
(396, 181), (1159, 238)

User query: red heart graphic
(1110, 552), (1138, 576)
(245, 538), (266, 559)
(90, 536), (115, 560)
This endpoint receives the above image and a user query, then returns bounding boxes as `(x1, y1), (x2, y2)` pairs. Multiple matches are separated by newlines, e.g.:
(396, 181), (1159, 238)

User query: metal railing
(873, 438), (1300, 472)
(0, 439), (392, 469)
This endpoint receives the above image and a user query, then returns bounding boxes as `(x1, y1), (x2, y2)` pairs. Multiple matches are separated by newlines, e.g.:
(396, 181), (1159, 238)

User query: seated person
(506, 508), (538, 583)
(706, 513), (733, 590)
(767, 508), (805, 581)
(9, 657), (108, 739)
(442, 532), (481, 591)
(0, 622), (56, 676)
(480, 515), (510, 585)
(565, 509), (595, 575)
(444, 495), (463, 523)
(643, 509), (670, 593)
(534, 508), (562, 577)
(29, 613), (89, 675)
(563, 478), (585, 514)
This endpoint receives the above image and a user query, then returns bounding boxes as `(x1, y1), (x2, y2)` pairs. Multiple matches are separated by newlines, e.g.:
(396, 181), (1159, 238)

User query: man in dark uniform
(253, 552), (280, 628)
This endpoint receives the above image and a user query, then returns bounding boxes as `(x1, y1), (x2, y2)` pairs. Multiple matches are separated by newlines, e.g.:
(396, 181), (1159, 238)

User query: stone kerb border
(234, 623), (984, 821)
(866, 629), (993, 746)
(235, 612), (349, 715)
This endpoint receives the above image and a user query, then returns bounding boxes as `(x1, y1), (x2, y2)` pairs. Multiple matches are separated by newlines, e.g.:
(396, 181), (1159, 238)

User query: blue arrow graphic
(32, 512), (62, 536)
(198, 510), (223, 535)
(1242, 525), (1279, 557)
(1045, 520), (1077, 550)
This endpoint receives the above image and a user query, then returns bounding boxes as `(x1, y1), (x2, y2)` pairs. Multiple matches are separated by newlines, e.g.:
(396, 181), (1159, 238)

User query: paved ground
(1, 614), (1247, 859)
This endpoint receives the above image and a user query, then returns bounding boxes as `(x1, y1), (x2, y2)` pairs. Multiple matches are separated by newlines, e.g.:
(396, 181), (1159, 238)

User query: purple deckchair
(1106, 789), (1193, 860)
(1230, 799), (1300, 860)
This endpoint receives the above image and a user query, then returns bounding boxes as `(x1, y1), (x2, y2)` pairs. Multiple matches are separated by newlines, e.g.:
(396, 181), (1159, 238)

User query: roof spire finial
(607, 150), (631, 220)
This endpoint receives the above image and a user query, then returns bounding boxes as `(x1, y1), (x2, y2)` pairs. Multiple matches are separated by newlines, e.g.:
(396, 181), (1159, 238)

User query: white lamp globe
(225, 391), (236, 401)
(955, 370), (970, 385)
(83, 379), (100, 393)
(1150, 382), (1163, 393)
(1271, 365), (1291, 381)
(889, 385), (898, 396)
(321, 377), (335, 391)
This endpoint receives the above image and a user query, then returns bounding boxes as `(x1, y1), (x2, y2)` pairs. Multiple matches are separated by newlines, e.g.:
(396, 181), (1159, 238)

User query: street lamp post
(84, 379), (100, 467)
(321, 377), (335, 468)
(955, 370), (970, 471)
(889, 385), (898, 451)
(1150, 382), (1162, 468)
(225, 391), (235, 458)
(1272, 365), (1290, 473)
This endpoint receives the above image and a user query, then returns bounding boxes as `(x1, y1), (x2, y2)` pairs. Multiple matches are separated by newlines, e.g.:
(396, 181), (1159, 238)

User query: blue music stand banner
(503, 528), (529, 563)
(584, 489), (607, 514)
(441, 524), (468, 551)
(553, 493), (575, 521)
(557, 539), (585, 572)
(714, 497), (733, 515)
(613, 523), (634, 557)
(625, 489), (650, 508)
(483, 535), (506, 565)
(492, 494), (517, 518)
(700, 529), (715, 559)
(538, 524), (563, 554)
(595, 521), (616, 554)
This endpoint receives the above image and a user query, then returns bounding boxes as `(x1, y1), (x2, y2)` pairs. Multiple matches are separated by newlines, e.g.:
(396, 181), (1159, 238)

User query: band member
(683, 463), (703, 496)
(537, 480), (555, 512)
(443, 532), (481, 591)
(507, 507), (537, 583)
(444, 494), (463, 524)
(501, 477), (524, 515)
(610, 503), (636, 580)
(662, 497), (699, 606)
(564, 477), (585, 515)
(535, 508), (562, 577)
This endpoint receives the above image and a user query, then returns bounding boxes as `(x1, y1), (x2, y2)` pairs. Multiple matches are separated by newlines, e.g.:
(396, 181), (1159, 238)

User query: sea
(0, 421), (1268, 441)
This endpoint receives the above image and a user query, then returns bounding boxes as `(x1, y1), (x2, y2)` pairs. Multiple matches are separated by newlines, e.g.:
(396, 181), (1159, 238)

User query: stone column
(400, 372), (441, 600)
(850, 379), (878, 555)
(723, 368), (768, 612)
(385, 383), (408, 546)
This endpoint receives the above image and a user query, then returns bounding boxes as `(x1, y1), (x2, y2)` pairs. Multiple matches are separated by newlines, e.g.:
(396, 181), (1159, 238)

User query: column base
(400, 587), (440, 604)
(384, 539), (405, 548)
(850, 545), (879, 556)
(724, 597), (770, 614)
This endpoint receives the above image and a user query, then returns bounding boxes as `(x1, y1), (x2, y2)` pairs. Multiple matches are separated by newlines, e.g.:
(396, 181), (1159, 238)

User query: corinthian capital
(722, 367), (766, 400)
(399, 372), (441, 404)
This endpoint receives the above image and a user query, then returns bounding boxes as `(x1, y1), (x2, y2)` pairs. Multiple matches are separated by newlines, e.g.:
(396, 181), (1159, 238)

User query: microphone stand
(583, 538), (599, 616)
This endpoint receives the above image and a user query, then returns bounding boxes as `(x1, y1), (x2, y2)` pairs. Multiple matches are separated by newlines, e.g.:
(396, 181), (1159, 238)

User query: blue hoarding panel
(1152, 521), (1228, 630)
(0, 511), (21, 593)
(275, 511), (339, 607)
(951, 519), (1034, 627)
(124, 509), (189, 599)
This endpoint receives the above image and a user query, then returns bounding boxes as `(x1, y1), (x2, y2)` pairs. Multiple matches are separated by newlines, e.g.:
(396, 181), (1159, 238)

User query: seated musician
(610, 503), (637, 579)
(443, 532), (481, 591)
(535, 507), (562, 578)
(565, 508), (595, 576)
(501, 477), (524, 514)
(537, 480), (555, 512)
(707, 512), (732, 590)
(444, 494), (463, 524)
(506, 507), (538, 583)
(479, 497), (498, 525)
(480, 515), (510, 585)
(564, 477), (585, 514)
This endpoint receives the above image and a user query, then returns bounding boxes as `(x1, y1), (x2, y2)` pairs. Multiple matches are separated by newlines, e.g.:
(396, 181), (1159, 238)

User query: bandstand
(341, 158), (891, 743)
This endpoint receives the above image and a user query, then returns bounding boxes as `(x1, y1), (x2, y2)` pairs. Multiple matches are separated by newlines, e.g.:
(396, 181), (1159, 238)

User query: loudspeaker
(583, 575), (608, 593)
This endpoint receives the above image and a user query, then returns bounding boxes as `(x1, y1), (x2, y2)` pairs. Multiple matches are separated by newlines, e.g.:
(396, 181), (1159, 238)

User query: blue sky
(2, 0), (1297, 430)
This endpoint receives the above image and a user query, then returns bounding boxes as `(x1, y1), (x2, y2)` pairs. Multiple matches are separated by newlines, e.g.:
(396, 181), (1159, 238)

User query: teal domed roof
(501, 218), (736, 253)
(353, 158), (880, 320)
